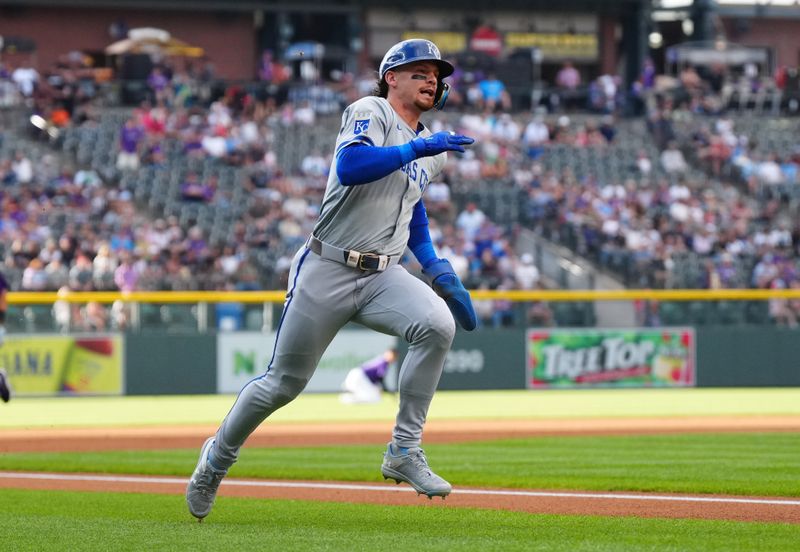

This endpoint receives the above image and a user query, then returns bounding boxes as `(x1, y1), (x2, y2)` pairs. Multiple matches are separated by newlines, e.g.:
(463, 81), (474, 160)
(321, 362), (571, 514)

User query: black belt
(307, 236), (396, 272)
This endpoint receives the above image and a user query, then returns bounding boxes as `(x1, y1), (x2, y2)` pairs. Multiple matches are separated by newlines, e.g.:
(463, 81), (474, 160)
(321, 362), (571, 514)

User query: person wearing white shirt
(514, 253), (540, 289)
(11, 66), (38, 97)
(523, 116), (549, 159)
(11, 151), (33, 184)
(661, 142), (689, 175)
(455, 201), (486, 241)
(493, 114), (520, 143)
(757, 154), (784, 185)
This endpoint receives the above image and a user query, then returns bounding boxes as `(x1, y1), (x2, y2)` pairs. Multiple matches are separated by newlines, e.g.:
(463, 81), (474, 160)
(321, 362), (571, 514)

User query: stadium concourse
(3, 50), (800, 331)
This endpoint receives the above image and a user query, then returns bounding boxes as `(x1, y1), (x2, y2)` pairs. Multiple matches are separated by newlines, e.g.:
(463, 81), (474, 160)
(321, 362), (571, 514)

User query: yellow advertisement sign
(400, 32), (466, 54)
(505, 33), (598, 60)
(1, 335), (123, 396)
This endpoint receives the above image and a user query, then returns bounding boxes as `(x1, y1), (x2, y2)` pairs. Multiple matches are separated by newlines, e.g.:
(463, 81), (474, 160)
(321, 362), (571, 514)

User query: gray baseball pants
(210, 246), (455, 471)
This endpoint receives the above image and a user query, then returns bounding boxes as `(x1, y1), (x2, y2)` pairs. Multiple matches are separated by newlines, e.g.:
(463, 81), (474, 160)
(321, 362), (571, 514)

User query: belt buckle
(358, 254), (378, 271)
(358, 253), (389, 271)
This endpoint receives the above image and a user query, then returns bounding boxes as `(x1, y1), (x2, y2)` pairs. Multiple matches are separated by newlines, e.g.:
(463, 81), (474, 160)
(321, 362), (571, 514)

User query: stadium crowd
(2, 46), (800, 329)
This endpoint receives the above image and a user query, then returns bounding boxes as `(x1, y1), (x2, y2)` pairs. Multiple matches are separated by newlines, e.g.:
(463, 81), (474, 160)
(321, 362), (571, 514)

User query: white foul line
(2, 472), (799, 507)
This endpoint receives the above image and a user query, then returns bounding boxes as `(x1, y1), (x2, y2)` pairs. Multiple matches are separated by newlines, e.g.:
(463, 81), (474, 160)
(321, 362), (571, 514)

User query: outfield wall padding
(695, 326), (800, 387)
(125, 333), (217, 395)
(396, 328), (527, 391)
(120, 326), (800, 395)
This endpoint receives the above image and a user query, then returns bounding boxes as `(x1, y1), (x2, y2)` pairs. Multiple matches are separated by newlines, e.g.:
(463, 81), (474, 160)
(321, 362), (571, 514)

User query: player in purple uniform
(0, 271), (10, 402)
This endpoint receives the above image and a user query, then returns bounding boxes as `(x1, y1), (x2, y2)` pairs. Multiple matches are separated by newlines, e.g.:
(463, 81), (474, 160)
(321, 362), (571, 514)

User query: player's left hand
(422, 259), (477, 331)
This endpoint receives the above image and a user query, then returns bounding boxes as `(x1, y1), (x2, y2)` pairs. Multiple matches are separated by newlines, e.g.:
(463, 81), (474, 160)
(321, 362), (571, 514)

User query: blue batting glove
(422, 259), (477, 331)
(410, 131), (474, 157)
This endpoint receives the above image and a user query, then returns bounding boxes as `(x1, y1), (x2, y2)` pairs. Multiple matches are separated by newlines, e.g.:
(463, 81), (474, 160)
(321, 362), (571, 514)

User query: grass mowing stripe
(2, 489), (799, 552)
(4, 388), (800, 428)
(1, 433), (798, 497)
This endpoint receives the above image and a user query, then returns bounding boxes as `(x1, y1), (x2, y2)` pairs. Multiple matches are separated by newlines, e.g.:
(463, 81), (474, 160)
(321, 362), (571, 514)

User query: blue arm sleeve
(336, 143), (416, 186)
(407, 199), (438, 269)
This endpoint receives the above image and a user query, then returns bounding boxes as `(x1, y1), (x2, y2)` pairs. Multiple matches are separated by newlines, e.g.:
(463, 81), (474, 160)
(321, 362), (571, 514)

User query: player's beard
(414, 91), (435, 112)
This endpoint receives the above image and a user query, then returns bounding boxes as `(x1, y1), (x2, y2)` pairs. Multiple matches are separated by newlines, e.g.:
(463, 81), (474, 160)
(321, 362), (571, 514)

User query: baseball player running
(187, 38), (476, 520)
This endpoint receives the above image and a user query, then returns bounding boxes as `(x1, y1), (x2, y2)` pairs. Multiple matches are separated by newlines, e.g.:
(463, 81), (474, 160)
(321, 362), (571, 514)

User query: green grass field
(2, 433), (799, 496)
(2, 389), (800, 550)
(4, 388), (800, 428)
(3, 489), (798, 552)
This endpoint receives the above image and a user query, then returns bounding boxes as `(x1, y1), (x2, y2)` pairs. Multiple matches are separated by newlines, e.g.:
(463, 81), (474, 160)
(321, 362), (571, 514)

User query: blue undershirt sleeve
(336, 143), (417, 186)
(407, 199), (438, 269)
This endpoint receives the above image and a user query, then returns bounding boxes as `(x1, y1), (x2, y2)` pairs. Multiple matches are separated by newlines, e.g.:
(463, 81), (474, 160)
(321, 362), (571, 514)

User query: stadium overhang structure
(0, 0), (645, 12)
(0, 0), (649, 85)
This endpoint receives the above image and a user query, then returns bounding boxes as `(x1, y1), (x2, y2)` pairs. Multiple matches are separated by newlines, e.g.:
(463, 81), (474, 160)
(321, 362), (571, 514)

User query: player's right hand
(422, 259), (477, 331)
(410, 131), (474, 158)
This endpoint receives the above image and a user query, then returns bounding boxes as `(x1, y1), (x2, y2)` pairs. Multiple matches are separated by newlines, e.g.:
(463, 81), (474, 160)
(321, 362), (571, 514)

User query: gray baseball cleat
(381, 442), (452, 499)
(186, 437), (226, 521)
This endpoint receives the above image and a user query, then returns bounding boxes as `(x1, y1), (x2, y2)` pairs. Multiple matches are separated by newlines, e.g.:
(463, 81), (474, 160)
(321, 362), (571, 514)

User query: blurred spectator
(526, 283), (554, 326)
(113, 251), (140, 292)
(117, 117), (144, 171)
(12, 64), (39, 97)
(477, 73), (511, 113)
(147, 66), (171, 105)
(81, 300), (109, 331)
(635, 150), (652, 176)
(660, 141), (689, 176)
(556, 60), (580, 89)
(598, 115), (616, 143)
(756, 154), (784, 185)
(523, 113), (550, 159)
(455, 201), (486, 242)
(180, 172), (215, 202)
(555, 61), (581, 109)
(300, 150), (329, 178)
(514, 253), (540, 289)
(12, 151), (34, 184)
(92, 243), (118, 290)
(45, 259), (69, 290)
(110, 299), (131, 330)
(68, 254), (94, 291)
(493, 114), (520, 143)
(425, 180), (455, 224)
(21, 258), (48, 290)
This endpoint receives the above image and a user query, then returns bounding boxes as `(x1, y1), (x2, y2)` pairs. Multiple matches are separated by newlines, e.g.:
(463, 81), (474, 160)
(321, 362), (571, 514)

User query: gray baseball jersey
(207, 96), (455, 475)
(314, 96), (446, 255)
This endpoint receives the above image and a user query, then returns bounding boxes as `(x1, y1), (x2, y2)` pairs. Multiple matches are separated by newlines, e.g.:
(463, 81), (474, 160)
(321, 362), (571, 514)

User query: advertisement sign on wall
(217, 330), (397, 393)
(505, 33), (598, 60)
(527, 328), (695, 389)
(434, 328), (527, 390)
(2, 335), (124, 396)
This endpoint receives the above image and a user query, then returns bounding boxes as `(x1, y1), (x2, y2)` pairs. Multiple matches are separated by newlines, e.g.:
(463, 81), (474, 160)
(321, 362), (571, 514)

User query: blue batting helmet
(379, 39), (454, 109)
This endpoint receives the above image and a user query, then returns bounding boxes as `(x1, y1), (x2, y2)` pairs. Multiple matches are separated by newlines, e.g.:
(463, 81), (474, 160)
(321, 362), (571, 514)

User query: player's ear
(384, 71), (398, 88)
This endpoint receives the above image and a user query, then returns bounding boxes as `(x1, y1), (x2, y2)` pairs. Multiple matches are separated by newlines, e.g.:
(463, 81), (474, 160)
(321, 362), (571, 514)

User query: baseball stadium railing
(6, 289), (800, 333)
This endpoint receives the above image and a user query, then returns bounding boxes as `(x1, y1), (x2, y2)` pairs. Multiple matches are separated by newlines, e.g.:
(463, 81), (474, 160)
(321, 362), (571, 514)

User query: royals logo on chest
(400, 160), (430, 192)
